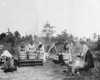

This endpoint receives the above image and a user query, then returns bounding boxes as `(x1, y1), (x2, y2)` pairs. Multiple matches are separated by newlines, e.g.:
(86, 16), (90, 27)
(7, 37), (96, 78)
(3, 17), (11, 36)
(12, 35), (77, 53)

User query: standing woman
(63, 41), (72, 64)
(81, 41), (94, 71)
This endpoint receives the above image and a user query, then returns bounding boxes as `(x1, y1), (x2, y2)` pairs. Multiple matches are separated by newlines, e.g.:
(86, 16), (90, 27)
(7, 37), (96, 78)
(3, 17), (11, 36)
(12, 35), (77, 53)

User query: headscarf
(64, 41), (69, 50)
(1, 50), (13, 58)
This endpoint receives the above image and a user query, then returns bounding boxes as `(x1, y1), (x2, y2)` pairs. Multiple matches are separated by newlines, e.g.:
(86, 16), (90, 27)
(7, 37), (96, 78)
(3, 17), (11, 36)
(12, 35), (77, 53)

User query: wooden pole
(47, 43), (55, 53)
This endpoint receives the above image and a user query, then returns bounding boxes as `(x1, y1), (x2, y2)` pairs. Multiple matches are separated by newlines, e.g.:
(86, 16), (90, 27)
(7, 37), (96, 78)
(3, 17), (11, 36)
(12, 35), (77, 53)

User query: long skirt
(84, 50), (94, 71)
(58, 54), (65, 65)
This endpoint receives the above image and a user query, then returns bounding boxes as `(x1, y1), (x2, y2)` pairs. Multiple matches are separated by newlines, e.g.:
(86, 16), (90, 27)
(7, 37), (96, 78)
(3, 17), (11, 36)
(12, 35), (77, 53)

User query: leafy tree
(61, 29), (68, 38)
(87, 38), (91, 42)
(6, 28), (13, 36)
(56, 29), (68, 44)
(6, 31), (14, 43)
(50, 36), (57, 43)
(97, 35), (100, 50)
(23, 34), (33, 43)
(33, 35), (38, 44)
(21, 36), (25, 42)
(56, 34), (65, 45)
(55, 29), (75, 46)
(93, 33), (98, 42)
(42, 22), (55, 44)
(14, 31), (21, 38)
(14, 31), (21, 45)
(0, 33), (6, 41)
(93, 33), (97, 39)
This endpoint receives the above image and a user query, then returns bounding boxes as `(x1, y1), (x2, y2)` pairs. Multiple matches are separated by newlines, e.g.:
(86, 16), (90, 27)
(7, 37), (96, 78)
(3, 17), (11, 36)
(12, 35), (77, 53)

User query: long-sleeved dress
(82, 44), (94, 71)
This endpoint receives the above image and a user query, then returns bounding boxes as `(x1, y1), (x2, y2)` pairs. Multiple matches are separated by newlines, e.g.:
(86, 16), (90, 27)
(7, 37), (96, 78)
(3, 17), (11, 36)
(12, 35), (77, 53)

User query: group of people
(0, 40), (94, 74)
(0, 41), (45, 73)
(70, 41), (94, 75)
(19, 41), (45, 62)
(53, 40), (94, 75)
(53, 41), (73, 65)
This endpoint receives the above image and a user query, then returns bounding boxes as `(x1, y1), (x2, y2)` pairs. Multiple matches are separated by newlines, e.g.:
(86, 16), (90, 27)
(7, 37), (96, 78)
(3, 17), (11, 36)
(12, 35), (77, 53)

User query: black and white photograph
(0, 0), (100, 80)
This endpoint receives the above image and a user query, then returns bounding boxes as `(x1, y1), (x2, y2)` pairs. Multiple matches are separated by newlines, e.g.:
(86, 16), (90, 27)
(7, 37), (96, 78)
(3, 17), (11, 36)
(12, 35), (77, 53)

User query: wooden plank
(19, 59), (44, 66)
(19, 61), (43, 64)
(19, 59), (43, 63)
(19, 62), (43, 66)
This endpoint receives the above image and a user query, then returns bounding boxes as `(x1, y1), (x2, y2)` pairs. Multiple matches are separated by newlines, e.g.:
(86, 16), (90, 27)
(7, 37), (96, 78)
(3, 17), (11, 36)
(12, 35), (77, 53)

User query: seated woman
(19, 42), (27, 59)
(27, 41), (36, 53)
(3, 57), (17, 73)
(58, 53), (65, 65)
(53, 53), (65, 65)
(1, 49), (17, 73)
(27, 41), (37, 59)
(69, 41), (94, 74)
(37, 41), (46, 62)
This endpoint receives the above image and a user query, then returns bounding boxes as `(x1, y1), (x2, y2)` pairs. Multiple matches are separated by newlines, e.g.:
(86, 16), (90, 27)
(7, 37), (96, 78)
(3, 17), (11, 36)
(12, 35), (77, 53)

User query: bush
(95, 51), (100, 62)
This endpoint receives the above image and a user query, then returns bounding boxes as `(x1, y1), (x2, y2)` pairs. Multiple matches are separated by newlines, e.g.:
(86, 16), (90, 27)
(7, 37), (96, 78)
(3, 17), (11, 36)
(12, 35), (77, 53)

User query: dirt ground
(0, 60), (100, 80)
(0, 61), (66, 80)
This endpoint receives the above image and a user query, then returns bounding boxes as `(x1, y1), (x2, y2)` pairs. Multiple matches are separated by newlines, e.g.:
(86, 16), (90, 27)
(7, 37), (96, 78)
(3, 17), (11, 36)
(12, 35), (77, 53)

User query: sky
(0, 0), (100, 38)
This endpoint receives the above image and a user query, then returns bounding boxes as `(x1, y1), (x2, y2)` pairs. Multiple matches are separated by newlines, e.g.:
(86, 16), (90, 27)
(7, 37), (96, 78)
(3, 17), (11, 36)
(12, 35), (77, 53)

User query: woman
(68, 41), (94, 74)
(37, 42), (46, 62)
(27, 41), (36, 53)
(1, 50), (17, 73)
(3, 57), (16, 73)
(82, 42), (94, 71)
(19, 42), (27, 59)
(27, 41), (37, 59)
(63, 41), (72, 64)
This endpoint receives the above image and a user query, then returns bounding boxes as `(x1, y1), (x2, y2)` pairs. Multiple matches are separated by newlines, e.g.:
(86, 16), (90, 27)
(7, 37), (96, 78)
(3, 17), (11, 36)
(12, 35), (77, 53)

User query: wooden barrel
(19, 55), (27, 60)
(28, 52), (36, 59)
(63, 53), (70, 60)
(19, 51), (26, 55)
(0, 45), (3, 54)
(38, 53), (44, 59)
(19, 51), (27, 60)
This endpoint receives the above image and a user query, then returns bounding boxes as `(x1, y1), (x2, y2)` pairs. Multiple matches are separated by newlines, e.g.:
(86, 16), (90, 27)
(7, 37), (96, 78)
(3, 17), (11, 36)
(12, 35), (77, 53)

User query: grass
(0, 42), (100, 80)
